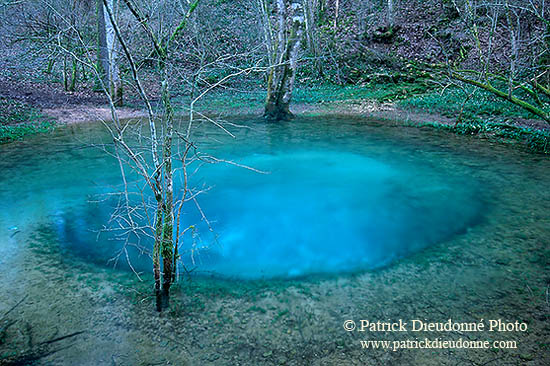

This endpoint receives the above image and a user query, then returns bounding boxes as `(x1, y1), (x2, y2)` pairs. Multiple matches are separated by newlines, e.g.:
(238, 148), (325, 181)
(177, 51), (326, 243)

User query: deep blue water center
(0, 116), (484, 279)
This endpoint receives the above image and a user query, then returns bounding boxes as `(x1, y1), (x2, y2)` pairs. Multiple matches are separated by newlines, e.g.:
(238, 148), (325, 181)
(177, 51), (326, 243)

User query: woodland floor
(0, 79), (143, 125)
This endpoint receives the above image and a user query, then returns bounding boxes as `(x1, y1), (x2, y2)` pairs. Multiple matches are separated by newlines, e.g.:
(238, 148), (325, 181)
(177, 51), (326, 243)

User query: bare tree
(333, 0), (339, 30)
(263, 0), (305, 121)
(302, 0), (323, 77)
(97, 0), (122, 105)
(99, 0), (265, 310)
(5, 0), (96, 91)
(387, 0), (394, 27)
(98, 0), (207, 311)
(437, 0), (550, 123)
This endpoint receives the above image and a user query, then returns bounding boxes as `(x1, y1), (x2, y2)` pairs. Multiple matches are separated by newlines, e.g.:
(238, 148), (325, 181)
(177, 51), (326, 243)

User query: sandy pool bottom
(1, 132), (549, 366)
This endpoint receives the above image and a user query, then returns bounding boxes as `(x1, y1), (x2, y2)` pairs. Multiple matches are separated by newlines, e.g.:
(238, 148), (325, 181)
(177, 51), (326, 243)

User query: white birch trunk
(98, 0), (123, 105)
(387, 0), (394, 27)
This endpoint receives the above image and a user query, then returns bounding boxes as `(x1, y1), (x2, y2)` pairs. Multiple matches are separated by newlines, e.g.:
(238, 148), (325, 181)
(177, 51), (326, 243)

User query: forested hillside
(1, 0), (548, 141)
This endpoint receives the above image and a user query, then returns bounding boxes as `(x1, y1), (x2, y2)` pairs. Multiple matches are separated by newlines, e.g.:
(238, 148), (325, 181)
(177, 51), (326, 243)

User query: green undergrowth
(399, 85), (540, 121)
(398, 86), (550, 153)
(3, 78), (547, 154)
(292, 82), (549, 154)
(414, 121), (550, 154)
(0, 98), (55, 143)
(293, 81), (432, 104)
(173, 80), (433, 111)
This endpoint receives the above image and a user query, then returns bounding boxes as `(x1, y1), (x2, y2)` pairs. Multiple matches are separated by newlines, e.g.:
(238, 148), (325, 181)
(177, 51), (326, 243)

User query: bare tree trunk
(333, 0), (339, 30)
(258, 0), (275, 65)
(153, 203), (163, 311)
(264, 1), (305, 121)
(98, 0), (123, 106)
(45, 58), (55, 74)
(387, 0), (394, 27)
(160, 69), (175, 310)
(63, 54), (68, 91)
(505, 2), (519, 99)
(96, 0), (109, 86)
(303, 0), (322, 77)
(544, 23), (550, 88)
(69, 56), (77, 92)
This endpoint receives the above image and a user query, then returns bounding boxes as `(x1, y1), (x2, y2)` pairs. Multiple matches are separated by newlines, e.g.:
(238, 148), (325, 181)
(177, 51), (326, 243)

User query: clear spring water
(0, 116), (487, 279)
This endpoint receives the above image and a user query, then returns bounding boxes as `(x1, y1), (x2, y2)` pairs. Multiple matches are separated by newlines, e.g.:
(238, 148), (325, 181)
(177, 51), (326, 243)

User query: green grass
(83, 78), (550, 153)
(171, 80), (432, 111)
(412, 120), (550, 154)
(399, 85), (541, 121)
(293, 81), (431, 104)
(398, 85), (550, 153)
(0, 98), (55, 143)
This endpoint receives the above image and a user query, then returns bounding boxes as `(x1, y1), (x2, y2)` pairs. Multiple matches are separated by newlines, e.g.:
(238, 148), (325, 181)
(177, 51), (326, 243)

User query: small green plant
(0, 98), (55, 143)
